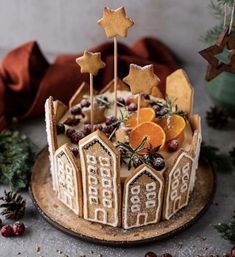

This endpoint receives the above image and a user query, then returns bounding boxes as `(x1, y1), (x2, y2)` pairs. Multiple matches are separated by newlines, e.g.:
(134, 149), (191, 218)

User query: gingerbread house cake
(45, 7), (202, 230)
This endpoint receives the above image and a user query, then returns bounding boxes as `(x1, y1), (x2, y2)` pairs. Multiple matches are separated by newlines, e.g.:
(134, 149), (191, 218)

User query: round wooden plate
(30, 148), (215, 247)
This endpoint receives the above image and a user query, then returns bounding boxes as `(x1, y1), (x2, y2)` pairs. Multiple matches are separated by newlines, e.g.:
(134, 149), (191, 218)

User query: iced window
(102, 178), (112, 188)
(88, 165), (97, 174)
(88, 175), (98, 185)
(146, 182), (156, 192)
(86, 155), (97, 165)
(89, 186), (98, 195)
(130, 195), (140, 204)
(100, 167), (111, 177)
(89, 195), (99, 205)
(99, 157), (110, 167)
(131, 185), (140, 195)
(146, 200), (156, 208)
(146, 192), (156, 200)
(102, 199), (112, 208)
(102, 189), (112, 199)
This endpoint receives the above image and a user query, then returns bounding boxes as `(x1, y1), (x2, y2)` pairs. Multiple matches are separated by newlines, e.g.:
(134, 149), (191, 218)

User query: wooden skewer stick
(137, 93), (141, 125)
(114, 36), (118, 117)
(90, 73), (94, 131)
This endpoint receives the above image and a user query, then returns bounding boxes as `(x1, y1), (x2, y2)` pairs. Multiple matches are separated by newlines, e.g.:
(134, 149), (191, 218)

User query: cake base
(30, 148), (215, 247)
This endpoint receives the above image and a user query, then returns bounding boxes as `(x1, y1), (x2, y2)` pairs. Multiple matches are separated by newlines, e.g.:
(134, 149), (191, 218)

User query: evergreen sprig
(214, 215), (235, 243)
(199, 142), (233, 172)
(0, 130), (38, 191)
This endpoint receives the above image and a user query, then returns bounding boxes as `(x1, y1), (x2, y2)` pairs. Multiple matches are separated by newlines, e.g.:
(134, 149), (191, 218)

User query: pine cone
(206, 106), (229, 129)
(229, 147), (235, 165)
(0, 191), (26, 220)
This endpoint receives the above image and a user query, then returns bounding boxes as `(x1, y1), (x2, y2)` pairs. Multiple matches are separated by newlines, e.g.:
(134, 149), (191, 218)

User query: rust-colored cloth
(0, 37), (178, 130)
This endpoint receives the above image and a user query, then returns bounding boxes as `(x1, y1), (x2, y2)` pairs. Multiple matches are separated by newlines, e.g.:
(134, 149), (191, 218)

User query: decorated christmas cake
(45, 6), (202, 230)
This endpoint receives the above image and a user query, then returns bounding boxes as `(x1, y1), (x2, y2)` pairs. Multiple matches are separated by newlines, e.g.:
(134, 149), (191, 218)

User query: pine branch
(200, 142), (233, 172)
(214, 215), (235, 243)
(0, 130), (38, 191)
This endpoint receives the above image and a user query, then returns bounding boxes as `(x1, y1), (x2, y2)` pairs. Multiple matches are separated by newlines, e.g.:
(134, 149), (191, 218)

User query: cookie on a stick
(98, 7), (134, 117)
(76, 51), (105, 130)
(123, 64), (160, 124)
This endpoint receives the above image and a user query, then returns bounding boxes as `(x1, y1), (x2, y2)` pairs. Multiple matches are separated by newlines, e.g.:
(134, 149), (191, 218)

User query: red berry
(143, 94), (150, 100)
(56, 123), (65, 135)
(71, 105), (82, 115)
(12, 222), (25, 236)
(64, 117), (80, 126)
(105, 115), (118, 126)
(70, 131), (85, 144)
(83, 124), (92, 135)
(117, 97), (125, 107)
(145, 252), (157, 257)
(94, 124), (103, 131)
(80, 99), (90, 108)
(161, 254), (172, 257)
(231, 246), (235, 257)
(127, 103), (137, 112)
(167, 140), (179, 152)
(125, 96), (135, 106)
(1, 225), (14, 237)
(66, 128), (76, 138)
(70, 147), (79, 157)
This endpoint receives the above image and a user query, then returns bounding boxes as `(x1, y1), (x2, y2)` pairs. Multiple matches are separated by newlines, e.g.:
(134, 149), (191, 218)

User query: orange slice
(129, 122), (166, 154)
(125, 108), (155, 129)
(158, 114), (186, 141)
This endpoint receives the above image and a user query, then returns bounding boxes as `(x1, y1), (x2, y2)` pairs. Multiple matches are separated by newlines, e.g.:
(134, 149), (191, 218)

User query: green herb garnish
(214, 215), (235, 243)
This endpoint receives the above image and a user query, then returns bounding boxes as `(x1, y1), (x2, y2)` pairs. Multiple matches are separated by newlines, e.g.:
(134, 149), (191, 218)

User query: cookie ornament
(123, 64), (160, 124)
(76, 51), (106, 130)
(98, 7), (134, 117)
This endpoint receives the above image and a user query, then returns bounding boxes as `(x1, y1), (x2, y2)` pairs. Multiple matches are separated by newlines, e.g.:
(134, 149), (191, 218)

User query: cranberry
(1, 225), (14, 237)
(12, 222), (25, 236)
(83, 124), (92, 135)
(94, 124), (103, 131)
(80, 99), (90, 108)
(106, 115), (118, 126)
(64, 117), (80, 126)
(125, 96), (135, 106)
(56, 123), (65, 135)
(231, 246), (235, 257)
(66, 128), (76, 138)
(143, 94), (150, 100)
(70, 131), (85, 144)
(127, 103), (137, 112)
(117, 97), (125, 107)
(103, 126), (114, 135)
(70, 147), (79, 157)
(161, 254), (172, 257)
(71, 105), (82, 115)
(153, 157), (165, 171)
(167, 140), (179, 152)
(145, 252), (157, 257)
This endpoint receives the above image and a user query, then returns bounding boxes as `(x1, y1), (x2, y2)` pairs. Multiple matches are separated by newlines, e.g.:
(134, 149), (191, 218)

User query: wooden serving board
(30, 148), (215, 247)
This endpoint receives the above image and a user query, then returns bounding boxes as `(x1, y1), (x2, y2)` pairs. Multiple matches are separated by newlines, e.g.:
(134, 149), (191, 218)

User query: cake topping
(97, 7), (134, 38)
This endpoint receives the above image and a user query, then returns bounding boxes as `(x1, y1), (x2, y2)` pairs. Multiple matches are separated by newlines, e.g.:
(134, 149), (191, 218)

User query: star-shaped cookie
(97, 7), (134, 38)
(123, 64), (160, 95)
(76, 51), (106, 76)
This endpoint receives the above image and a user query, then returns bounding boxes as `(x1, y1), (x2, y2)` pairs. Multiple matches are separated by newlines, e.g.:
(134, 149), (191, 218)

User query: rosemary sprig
(116, 137), (147, 170)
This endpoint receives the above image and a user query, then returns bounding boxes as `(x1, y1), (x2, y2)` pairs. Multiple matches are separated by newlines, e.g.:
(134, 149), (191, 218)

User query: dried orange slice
(129, 122), (166, 154)
(125, 108), (155, 129)
(158, 114), (186, 141)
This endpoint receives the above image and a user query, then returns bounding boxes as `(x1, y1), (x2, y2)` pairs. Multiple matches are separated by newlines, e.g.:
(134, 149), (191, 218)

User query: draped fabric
(0, 37), (178, 130)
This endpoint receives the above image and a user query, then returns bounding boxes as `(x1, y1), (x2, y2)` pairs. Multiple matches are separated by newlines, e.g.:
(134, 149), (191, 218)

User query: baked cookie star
(97, 7), (134, 38)
(123, 64), (160, 95)
(76, 51), (106, 76)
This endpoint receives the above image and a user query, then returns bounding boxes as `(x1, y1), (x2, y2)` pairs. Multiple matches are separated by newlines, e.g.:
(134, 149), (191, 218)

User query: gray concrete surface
(0, 1), (235, 256)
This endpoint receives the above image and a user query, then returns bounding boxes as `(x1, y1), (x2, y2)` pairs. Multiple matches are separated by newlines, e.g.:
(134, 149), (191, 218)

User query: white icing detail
(89, 195), (99, 205)
(87, 155), (97, 165)
(89, 186), (98, 195)
(100, 167), (111, 177)
(102, 178), (112, 188)
(99, 156), (110, 167)
(124, 166), (164, 229)
(180, 183), (188, 193)
(94, 209), (107, 223)
(88, 175), (98, 185)
(173, 168), (181, 179)
(130, 195), (140, 204)
(102, 198), (112, 208)
(131, 204), (140, 213)
(146, 192), (156, 200)
(146, 182), (156, 191)
(146, 200), (156, 208)
(171, 179), (180, 190)
(165, 152), (194, 220)
(88, 165), (97, 174)
(131, 185), (140, 195)
(79, 134), (119, 227)
(103, 189), (112, 199)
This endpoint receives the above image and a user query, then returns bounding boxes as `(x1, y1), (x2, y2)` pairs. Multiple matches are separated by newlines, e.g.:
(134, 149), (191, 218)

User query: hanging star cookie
(97, 7), (134, 38)
(76, 51), (106, 76)
(123, 64), (160, 95)
(199, 28), (235, 81)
